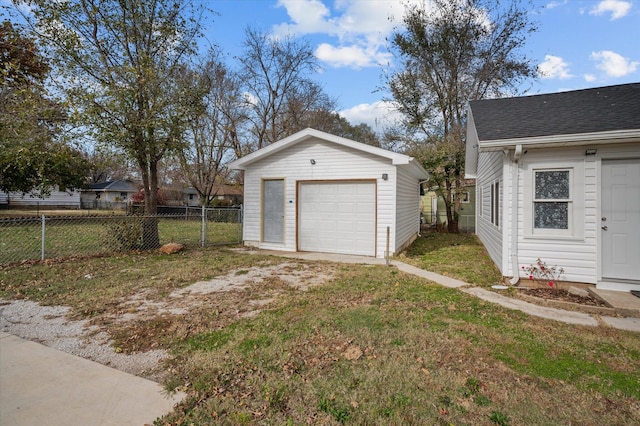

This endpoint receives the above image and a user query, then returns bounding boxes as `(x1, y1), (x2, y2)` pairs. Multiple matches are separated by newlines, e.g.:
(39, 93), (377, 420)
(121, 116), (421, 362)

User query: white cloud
(273, 0), (421, 69)
(315, 43), (391, 68)
(242, 92), (260, 107)
(315, 44), (371, 68)
(340, 100), (402, 131)
(589, 0), (632, 20)
(538, 55), (572, 79)
(545, 1), (568, 9)
(590, 50), (639, 77)
(584, 74), (597, 82)
(272, 0), (334, 35)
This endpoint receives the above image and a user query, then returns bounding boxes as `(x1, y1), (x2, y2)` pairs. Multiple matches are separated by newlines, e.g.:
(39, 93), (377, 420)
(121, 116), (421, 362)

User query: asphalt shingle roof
(88, 180), (137, 191)
(469, 83), (640, 141)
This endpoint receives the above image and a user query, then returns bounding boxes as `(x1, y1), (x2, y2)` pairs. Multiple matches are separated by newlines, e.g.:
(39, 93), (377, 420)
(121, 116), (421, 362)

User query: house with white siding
(466, 83), (640, 292)
(0, 188), (81, 209)
(228, 128), (429, 258)
(80, 180), (138, 209)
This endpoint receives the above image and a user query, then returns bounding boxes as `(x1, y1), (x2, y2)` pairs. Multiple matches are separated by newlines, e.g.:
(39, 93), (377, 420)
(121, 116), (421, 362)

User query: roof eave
(478, 129), (640, 151)
(227, 128), (413, 170)
(402, 157), (430, 180)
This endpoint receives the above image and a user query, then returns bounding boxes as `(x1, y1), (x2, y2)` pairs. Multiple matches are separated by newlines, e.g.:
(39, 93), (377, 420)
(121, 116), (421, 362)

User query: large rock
(159, 243), (184, 254)
(568, 286), (590, 298)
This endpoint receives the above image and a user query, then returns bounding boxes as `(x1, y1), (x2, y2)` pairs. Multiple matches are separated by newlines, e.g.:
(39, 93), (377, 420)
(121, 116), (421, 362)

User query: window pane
(494, 182), (499, 227)
(535, 170), (569, 199)
(534, 202), (568, 229)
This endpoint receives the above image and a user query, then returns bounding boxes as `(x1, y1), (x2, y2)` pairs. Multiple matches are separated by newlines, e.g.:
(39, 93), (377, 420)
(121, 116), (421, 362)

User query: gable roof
(228, 128), (428, 178)
(465, 83), (640, 179)
(87, 180), (138, 192)
(469, 83), (640, 142)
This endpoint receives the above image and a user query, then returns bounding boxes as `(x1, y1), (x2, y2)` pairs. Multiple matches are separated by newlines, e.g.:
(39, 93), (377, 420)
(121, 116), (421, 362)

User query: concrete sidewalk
(0, 332), (183, 426)
(254, 249), (640, 333)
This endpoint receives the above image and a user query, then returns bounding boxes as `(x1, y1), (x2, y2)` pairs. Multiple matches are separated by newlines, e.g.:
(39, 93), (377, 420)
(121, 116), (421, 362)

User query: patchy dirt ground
(518, 287), (609, 307)
(0, 261), (337, 381)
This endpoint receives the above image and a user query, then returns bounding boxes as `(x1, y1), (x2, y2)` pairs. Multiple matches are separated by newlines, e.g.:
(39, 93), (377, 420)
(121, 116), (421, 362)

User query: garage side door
(298, 181), (376, 256)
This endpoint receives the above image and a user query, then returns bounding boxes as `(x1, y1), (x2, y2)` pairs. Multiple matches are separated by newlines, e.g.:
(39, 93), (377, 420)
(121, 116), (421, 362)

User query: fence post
(385, 226), (390, 266)
(238, 205), (243, 244)
(201, 205), (206, 247)
(41, 215), (46, 261)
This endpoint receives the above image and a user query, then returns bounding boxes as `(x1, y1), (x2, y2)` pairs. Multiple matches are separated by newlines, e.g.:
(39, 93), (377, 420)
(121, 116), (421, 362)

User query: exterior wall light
(310, 159), (316, 165)
(382, 173), (388, 181)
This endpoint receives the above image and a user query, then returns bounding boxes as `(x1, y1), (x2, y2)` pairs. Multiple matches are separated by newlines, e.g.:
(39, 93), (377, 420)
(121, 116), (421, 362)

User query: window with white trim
(523, 157), (584, 240)
(451, 191), (470, 204)
(490, 181), (499, 227)
(533, 169), (570, 230)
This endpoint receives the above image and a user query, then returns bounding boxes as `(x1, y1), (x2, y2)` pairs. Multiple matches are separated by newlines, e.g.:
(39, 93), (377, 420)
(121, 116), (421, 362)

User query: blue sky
(203, 0), (640, 130)
(3, 0), (638, 131)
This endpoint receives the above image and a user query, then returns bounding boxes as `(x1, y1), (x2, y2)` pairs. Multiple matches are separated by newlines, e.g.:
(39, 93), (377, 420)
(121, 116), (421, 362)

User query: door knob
(601, 225), (608, 230)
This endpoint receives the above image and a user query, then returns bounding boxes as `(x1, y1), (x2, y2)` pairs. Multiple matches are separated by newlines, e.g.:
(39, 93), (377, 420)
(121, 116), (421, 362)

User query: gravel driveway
(0, 261), (336, 381)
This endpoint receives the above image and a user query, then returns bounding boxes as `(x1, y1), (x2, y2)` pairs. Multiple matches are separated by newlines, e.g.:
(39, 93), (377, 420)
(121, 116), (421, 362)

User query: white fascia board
(408, 158), (430, 179)
(228, 128), (413, 170)
(478, 129), (640, 151)
(465, 106), (479, 179)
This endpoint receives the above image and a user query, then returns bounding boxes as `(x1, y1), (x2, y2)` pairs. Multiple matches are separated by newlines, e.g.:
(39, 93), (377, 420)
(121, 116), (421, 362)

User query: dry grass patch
(160, 264), (640, 425)
(1, 250), (339, 356)
(2, 247), (639, 425)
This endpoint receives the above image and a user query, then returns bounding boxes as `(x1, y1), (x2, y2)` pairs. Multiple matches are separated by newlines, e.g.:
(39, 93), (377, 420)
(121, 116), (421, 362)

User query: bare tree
(85, 147), (135, 184)
(238, 27), (336, 152)
(387, 0), (537, 232)
(295, 110), (381, 147)
(175, 53), (245, 206)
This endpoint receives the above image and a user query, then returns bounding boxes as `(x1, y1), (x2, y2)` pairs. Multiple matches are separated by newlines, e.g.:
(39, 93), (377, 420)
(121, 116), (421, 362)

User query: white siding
(511, 142), (640, 285)
(3, 189), (80, 208)
(394, 166), (421, 253)
(515, 147), (594, 283)
(475, 151), (504, 272)
(242, 137), (397, 257)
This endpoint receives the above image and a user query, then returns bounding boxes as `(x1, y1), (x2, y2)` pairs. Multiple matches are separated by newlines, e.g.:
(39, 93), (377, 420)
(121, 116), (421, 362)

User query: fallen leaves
(342, 345), (363, 361)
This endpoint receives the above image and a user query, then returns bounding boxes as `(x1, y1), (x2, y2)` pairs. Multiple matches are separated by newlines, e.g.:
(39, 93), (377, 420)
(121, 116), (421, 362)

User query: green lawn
(401, 231), (503, 287)
(0, 242), (637, 425)
(0, 216), (241, 264)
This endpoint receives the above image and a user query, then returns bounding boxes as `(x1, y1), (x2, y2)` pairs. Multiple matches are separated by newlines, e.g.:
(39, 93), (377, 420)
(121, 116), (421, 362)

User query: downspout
(509, 145), (523, 285)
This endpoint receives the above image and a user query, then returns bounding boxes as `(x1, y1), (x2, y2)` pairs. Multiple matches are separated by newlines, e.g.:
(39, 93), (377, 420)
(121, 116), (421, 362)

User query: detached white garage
(228, 128), (429, 258)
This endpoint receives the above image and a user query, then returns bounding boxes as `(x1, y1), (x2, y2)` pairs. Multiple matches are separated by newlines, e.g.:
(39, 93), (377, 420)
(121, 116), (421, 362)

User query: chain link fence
(0, 207), (242, 265)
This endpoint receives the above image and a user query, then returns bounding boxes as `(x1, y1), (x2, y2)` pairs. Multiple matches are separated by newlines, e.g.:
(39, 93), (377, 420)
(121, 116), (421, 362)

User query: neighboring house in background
(466, 83), (640, 292)
(228, 128), (429, 258)
(182, 186), (244, 207)
(182, 187), (200, 207)
(80, 180), (138, 210)
(421, 180), (476, 232)
(211, 185), (243, 206)
(0, 188), (81, 209)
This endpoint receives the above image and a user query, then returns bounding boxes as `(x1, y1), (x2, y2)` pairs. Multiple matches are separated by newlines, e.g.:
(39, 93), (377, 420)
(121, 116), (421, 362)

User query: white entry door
(263, 179), (284, 244)
(601, 159), (640, 283)
(298, 181), (376, 256)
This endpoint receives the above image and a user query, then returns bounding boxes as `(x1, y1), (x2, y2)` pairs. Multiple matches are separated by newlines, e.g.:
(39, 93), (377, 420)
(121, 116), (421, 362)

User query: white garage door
(298, 181), (376, 256)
